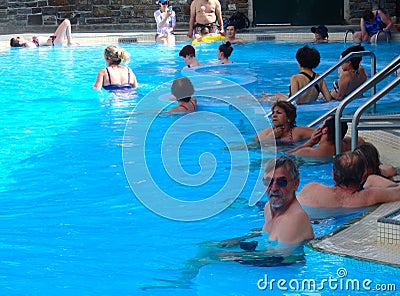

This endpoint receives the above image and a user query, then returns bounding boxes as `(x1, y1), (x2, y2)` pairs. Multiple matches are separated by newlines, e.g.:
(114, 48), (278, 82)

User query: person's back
(276, 46), (331, 104)
(331, 45), (367, 100)
(298, 152), (400, 208)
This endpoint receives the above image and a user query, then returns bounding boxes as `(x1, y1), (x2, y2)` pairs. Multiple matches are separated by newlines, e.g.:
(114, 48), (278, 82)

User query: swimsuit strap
(178, 104), (189, 110)
(105, 67), (113, 85)
(127, 67), (131, 84)
(300, 72), (321, 93)
(289, 127), (293, 145)
(190, 99), (196, 111)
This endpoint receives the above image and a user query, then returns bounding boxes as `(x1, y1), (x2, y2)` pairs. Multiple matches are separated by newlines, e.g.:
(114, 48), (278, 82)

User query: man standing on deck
(186, 0), (224, 38)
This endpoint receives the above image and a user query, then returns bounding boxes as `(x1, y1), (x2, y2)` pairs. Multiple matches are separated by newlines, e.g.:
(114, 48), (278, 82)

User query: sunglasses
(161, 2), (169, 4)
(262, 177), (289, 188)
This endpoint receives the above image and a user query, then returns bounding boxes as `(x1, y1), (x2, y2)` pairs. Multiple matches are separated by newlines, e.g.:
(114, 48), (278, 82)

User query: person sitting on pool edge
(154, 0), (176, 45)
(353, 8), (393, 44)
(298, 151), (400, 209)
(265, 46), (332, 104)
(93, 45), (138, 91)
(179, 45), (201, 69)
(10, 19), (78, 48)
(168, 77), (197, 113)
(252, 101), (315, 146)
(330, 45), (368, 101)
(217, 41), (233, 64)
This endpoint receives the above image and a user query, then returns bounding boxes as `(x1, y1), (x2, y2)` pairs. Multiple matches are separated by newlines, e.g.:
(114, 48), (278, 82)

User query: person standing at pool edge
(187, 0), (224, 38)
(93, 45), (138, 91)
(154, 0), (176, 45)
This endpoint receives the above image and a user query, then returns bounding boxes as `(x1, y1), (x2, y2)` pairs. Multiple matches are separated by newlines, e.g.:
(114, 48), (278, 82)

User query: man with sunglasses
(186, 0), (224, 38)
(261, 156), (314, 249)
(221, 157), (314, 251)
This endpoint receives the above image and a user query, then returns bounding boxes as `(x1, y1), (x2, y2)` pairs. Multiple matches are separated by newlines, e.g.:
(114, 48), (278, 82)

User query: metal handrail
(335, 55), (400, 154)
(266, 51), (377, 121)
(344, 29), (354, 43)
(351, 76), (400, 150)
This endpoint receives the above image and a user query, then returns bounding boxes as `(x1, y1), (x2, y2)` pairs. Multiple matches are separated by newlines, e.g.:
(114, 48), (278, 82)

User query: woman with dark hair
(354, 142), (397, 179)
(217, 41), (233, 64)
(10, 19), (78, 48)
(266, 46), (331, 104)
(330, 45), (368, 100)
(353, 9), (392, 44)
(253, 101), (314, 145)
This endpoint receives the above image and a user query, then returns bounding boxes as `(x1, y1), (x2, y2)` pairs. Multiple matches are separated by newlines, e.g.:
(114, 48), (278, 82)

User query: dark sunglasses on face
(161, 2), (169, 5)
(263, 177), (289, 188)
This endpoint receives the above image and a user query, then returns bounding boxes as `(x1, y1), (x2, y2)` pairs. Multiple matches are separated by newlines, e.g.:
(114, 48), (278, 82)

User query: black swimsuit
(289, 72), (320, 96)
(102, 67), (134, 91)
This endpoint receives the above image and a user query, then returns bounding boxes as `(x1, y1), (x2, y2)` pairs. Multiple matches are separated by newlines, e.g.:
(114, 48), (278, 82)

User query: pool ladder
(344, 28), (390, 43)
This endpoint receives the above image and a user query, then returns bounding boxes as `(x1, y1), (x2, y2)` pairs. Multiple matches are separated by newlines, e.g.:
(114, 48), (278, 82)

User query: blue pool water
(1, 41), (399, 295)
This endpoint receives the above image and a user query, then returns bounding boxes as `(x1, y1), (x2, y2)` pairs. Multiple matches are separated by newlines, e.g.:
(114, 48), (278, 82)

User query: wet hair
(218, 41), (233, 58)
(225, 24), (236, 30)
(271, 101), (297, 128)
(362, 10), (375, 22)
(296, 46), (320, 69)
(341, 45), (364, 70)
(104, 45), (130, 64)
(354, 142), (382, 175)
(171, 77), (195, 102)
(333, 152), (366, 187)
(264, 156), (299, 181)
(323, 117), (348, 144)
(200, 27), (209, 36)
(10, 37), (23, 47)
(179, 45), (196, 58)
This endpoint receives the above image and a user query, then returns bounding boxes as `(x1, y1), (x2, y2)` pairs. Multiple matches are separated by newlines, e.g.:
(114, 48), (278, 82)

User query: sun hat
(311, 25), (329, 39)
(171, 77), (194, 100)
(158, 0), (169, 4)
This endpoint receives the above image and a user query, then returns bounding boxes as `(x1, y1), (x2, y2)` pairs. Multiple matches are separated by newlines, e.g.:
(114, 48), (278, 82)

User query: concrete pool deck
(1, 24), (400, 49)
(1, 26), (399, 269)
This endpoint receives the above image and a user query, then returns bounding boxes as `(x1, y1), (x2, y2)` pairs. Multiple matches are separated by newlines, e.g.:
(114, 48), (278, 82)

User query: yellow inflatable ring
(192, 35), (226, 45)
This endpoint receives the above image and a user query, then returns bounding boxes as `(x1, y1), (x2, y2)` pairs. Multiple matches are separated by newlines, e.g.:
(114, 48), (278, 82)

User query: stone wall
(0, 0), (397, 34)
(0, 0), (248, 33)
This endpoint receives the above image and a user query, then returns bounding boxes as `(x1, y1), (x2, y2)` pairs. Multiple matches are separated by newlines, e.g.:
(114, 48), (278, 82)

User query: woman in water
(217, 41), (233, 64)
(253, 101), (314, 145)
(168, 77), (197, 113)
(93, 45), (138, 91)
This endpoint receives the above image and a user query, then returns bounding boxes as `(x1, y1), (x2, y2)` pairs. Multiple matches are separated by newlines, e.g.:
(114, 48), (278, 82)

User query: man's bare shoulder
(297, 182), (332, 206)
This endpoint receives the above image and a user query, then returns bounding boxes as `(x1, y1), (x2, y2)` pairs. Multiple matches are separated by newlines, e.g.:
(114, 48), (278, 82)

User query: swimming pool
(1, 41), (399, 295)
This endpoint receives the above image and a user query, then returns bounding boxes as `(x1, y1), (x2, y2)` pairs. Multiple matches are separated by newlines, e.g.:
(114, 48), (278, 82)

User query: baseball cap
(311, 25), (328, 39)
